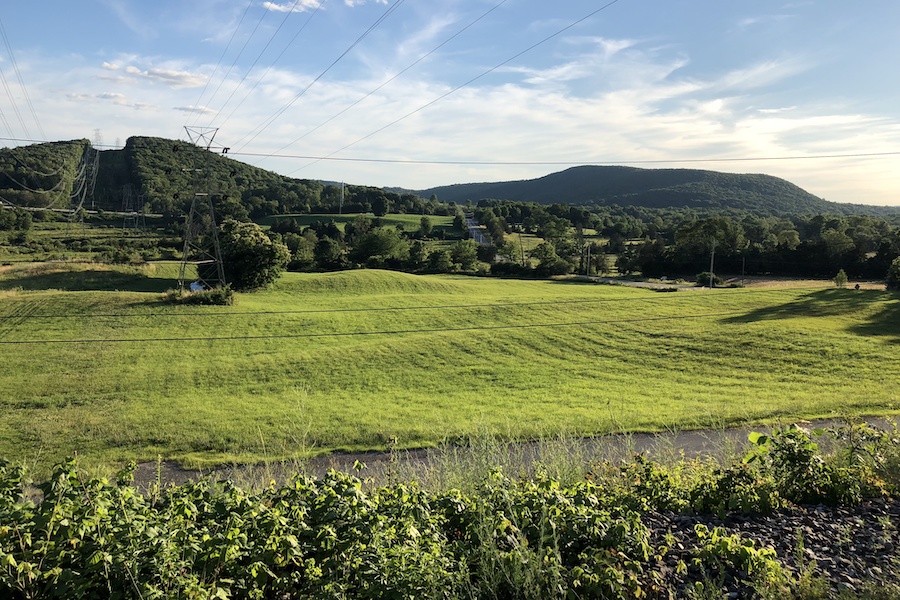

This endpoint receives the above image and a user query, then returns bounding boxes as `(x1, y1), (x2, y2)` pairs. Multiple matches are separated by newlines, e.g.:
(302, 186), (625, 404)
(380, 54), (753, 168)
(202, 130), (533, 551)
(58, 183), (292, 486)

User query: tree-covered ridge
(417, 165), (899, 216)
(0, 140), (89, 208)
(111, 136), (438, 219)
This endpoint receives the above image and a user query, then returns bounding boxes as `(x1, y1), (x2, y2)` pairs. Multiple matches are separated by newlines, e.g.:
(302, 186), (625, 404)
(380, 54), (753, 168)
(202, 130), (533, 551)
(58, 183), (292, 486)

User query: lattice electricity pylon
(66, 143), (98, 231)
(121, 184), (145, 231)
(178, 126), (226, 291)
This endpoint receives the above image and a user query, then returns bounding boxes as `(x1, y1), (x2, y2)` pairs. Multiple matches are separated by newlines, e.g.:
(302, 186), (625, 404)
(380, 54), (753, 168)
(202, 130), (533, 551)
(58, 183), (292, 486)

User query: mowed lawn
(0, 262), (898, 474)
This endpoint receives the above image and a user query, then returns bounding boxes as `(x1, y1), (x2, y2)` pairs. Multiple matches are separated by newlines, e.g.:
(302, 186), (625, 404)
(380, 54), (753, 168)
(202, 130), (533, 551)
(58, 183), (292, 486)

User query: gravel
(644, 497), (900, 597)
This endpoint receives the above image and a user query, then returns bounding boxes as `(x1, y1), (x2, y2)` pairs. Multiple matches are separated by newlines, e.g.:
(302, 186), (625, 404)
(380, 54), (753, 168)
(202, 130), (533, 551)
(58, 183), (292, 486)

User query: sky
(0, 0), (898, 205)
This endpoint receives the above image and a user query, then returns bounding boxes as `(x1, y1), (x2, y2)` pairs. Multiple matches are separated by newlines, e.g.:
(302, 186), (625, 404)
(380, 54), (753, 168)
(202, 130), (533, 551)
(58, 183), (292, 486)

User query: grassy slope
(0, 264), (898, 474)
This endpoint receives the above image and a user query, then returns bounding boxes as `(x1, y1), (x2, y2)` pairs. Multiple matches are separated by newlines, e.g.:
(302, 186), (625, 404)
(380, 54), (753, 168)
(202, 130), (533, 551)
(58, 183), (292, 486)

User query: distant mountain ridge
(414, 165), (895, 216)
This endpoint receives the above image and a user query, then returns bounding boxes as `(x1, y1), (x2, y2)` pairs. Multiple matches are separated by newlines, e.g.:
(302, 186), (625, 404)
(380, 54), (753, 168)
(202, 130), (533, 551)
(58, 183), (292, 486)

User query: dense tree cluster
(267, 213), (479, 275)
(474, 199), (900, 282)
(96, 137), (452, 222)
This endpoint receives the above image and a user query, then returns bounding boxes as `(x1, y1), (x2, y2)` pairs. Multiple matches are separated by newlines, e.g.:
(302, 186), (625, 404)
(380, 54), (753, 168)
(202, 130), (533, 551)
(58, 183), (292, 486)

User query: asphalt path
(133, 417), (895, 490)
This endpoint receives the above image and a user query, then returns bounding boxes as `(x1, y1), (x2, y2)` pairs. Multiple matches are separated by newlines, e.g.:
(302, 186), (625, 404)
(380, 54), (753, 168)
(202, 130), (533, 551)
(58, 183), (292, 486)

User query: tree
(450, 239), (479, 271)
(314, 236), (347, 270)
(833, 269), (848, 288)
(218, 218), (290, 290)
(418, 216), (433, 238)
(887, 257), (900, 291)
(428, 249), (453, 272)
(351, 226), (410, 266)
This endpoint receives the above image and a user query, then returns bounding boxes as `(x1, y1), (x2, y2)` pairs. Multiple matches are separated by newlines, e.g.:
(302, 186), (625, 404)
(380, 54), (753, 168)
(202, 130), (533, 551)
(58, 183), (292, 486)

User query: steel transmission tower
(178, 126), (226, 291)
(121, 184), (145, 230)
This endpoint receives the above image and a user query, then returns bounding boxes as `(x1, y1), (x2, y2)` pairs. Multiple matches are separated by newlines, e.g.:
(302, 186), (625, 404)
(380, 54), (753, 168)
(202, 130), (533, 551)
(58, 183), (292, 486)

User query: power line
(0, 136), (896, 168)
(0, 309), (752, 346)
(0, 16), (44, 140)
(288, 0), (623, 175)
(233, 0), (409, 152)
(0, 57), (29, 138)
(186, 0), (255, 125)
(232, 150), (900, 167)
(262, 0), (511, 160)
(0, 286), (849, 322)
(212, 0), (327, 130)
(190, 1), (274, 127)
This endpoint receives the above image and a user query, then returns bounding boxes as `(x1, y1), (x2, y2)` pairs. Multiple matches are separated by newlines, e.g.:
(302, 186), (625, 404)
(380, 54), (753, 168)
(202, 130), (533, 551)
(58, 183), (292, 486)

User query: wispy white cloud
(263, 0), (323, 13)
(122, 64), (207, 89)
(173, 105), (217, 115)
(738, 14), (793, 28)
(713, 57), (810, 92)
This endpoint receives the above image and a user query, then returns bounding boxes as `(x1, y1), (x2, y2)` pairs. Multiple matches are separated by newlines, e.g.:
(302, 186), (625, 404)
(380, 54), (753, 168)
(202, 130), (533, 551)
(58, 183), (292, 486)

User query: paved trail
(133, 417), (894, 489)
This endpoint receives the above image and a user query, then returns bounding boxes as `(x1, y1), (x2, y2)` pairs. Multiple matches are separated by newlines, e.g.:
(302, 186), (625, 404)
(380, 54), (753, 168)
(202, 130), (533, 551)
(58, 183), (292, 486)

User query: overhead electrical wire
(185, 0), (255, 125)
(0, 135), (895, 174)
(287, 0), (623, 175)
(0, 16), (44, 141)
(233, 0), (409, 153)
(0, 60), (29, 139)
(0, 309), (755, 346)
(231, 149), (900, 167)
(0, 286), (849, 322)
(190, 1), (274, 126)
(211, 0), (327, 130)
(262, 0), (511, 160)
(0, 105), (14, 139)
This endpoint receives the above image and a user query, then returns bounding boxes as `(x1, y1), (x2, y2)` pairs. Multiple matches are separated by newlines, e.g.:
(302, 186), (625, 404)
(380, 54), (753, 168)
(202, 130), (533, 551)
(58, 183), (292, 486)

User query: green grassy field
(0, 262), (898, 475)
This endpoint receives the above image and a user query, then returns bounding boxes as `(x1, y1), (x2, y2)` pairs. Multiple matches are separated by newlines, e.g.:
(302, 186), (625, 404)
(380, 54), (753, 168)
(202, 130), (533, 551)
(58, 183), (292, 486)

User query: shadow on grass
(722, 289), (900, 343)
(0, 269), (177, 293)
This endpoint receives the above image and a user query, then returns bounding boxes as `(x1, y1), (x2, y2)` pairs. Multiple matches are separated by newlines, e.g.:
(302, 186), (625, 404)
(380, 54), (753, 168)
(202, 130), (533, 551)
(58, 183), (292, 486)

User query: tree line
(473, 199), (900, 282)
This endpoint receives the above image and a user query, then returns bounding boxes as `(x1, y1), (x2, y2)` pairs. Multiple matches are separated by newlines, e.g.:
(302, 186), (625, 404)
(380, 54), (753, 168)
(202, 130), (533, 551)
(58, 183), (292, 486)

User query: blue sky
(1, 0), (898, 205)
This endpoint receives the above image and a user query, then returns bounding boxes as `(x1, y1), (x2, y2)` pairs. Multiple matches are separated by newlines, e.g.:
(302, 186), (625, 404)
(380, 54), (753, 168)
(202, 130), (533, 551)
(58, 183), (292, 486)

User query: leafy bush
(0, 423), (896, 598)
(833, 268), (848, 288)
(219, 219), (290, 291)
(164, 285), (235, 306)
(695, 272), (724, 287)
(888, 257), (900, 291)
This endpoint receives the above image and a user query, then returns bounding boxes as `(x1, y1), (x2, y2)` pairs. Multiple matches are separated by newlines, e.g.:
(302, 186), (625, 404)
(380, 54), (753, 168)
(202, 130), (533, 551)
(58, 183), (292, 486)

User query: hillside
(416, 165), (897, 216)
(2, 137), (417, 218)
(0, 139), (89, 208)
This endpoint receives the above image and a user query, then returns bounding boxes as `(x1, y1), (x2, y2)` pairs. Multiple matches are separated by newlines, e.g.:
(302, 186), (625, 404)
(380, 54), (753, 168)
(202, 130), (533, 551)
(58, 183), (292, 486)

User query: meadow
(0, 262), (898, 475)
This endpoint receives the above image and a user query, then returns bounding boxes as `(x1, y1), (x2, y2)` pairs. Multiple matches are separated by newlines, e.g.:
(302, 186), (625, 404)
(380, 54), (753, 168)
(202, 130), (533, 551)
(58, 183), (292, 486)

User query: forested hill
(2, 137), (430, 218)
(416, 165), (896, 216)
(0, 139), (89, 208)
(98, 136), (330, 218)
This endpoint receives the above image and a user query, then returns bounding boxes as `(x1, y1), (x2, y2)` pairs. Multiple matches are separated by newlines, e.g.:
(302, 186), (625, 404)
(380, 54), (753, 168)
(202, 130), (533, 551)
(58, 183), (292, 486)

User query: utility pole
(708, 238), (716, 289)
(518, 232), (525, 266)
(339, 182), (344, 215)
(178, 126), (225, 292)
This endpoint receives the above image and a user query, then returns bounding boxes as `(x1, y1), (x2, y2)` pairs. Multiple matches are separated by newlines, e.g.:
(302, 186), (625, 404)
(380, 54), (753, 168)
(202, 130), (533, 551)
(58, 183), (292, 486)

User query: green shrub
(164, 285), (235, 306)
(695, 272), (724, 287)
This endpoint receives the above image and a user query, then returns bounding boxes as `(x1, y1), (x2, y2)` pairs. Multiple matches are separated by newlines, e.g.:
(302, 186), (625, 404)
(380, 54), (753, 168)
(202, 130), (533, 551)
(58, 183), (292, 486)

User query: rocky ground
(645, 497), (900, 598)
